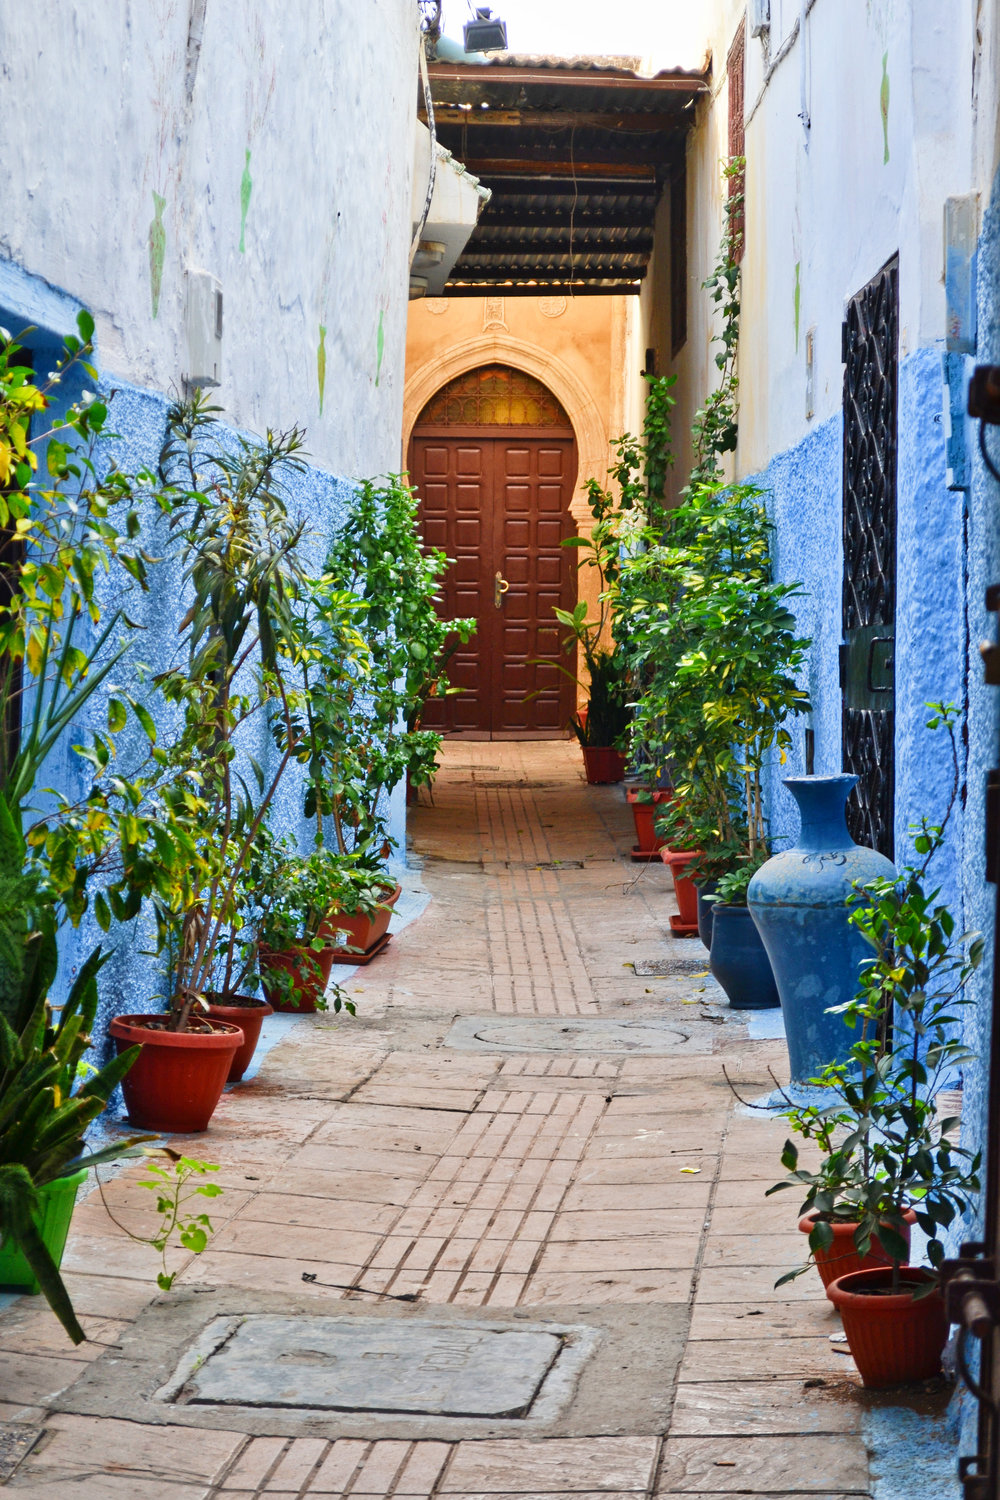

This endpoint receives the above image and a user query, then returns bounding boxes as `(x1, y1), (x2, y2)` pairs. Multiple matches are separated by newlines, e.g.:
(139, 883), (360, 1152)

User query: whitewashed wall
(0, 0), (419, 478)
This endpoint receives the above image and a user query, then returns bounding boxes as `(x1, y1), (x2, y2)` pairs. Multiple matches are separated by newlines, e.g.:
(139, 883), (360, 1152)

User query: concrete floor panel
(0, 743), (882, 1498)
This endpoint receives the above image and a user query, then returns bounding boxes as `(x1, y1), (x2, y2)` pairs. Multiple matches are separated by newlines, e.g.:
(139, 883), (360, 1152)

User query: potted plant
(105, 395), (312, 1131)
(623, 482), (809, 969)
(317, 860), (402, 964)
(625, 784), (674, 859)
(299, 474), (474, 855)
(768, 728), (981, 1385)
(255, 846), (362, 1012)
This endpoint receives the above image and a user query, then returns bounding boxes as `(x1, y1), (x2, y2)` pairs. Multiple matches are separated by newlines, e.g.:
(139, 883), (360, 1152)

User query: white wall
(0, 0), (419, 478)
(648, 0), (997, 480)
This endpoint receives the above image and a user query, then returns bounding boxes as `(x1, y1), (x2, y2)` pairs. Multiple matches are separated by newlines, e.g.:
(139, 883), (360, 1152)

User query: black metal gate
(840, 255), (899, 859)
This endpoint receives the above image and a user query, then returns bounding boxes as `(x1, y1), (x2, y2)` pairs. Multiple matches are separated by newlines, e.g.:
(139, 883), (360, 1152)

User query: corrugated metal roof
(427, 55), (707, 294)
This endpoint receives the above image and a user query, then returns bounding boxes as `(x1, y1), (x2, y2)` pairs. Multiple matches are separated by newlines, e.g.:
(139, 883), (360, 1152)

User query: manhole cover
(445, 1016), (710, 1054)
(172, 1317), (567, 1418)
(0, 1425), (44, 1482)
(632, 957), (710, 977)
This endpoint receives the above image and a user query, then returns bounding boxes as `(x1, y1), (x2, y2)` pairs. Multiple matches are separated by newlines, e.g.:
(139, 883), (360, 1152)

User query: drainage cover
(175, 1316), (564, 1418)
(446, 1015), (709, 1054)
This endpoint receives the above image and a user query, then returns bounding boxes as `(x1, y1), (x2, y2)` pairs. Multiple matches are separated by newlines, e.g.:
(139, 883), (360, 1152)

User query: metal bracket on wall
(943, 1244), (1000, 1499)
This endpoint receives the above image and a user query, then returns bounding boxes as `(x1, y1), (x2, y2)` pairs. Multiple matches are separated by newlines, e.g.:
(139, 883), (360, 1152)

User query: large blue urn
(747, 775), (896, 1084)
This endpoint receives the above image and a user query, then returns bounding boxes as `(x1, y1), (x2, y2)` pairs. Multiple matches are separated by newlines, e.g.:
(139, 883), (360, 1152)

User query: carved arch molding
(403, 334), (608, 527)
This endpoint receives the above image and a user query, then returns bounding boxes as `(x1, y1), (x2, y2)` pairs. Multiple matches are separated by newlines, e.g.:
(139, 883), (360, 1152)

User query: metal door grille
(417, 364), (572, 430)
(841, 256), (898, 859)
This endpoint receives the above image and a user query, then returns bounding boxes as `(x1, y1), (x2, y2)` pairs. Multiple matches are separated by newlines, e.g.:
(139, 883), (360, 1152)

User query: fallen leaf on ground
(679, 1166), (702, 1174)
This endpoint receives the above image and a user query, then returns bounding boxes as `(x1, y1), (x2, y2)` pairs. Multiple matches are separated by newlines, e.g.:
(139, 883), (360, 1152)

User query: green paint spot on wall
(148, 192), (166, 319)
(794, 261), (801, 354)
(880, 52), (890, 164)
(240, 148), (253, 254)
(317, 324), (327, 414)
(375, 309), (385, 387)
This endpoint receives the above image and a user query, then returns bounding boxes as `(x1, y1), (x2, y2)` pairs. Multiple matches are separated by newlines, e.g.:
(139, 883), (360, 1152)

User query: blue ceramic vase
(747, 775), (896, 1083)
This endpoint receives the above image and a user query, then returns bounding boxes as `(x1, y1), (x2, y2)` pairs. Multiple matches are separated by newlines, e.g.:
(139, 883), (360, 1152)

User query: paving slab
(0, 743), (878, 1498)
(51, 1288), (688, 1442)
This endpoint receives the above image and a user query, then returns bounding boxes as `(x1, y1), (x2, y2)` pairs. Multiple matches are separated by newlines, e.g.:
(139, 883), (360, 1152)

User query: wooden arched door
(410, 364), (578, 737)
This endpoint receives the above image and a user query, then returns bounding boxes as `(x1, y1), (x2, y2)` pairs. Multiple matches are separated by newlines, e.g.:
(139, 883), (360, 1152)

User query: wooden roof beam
(428, 64), (708, 93)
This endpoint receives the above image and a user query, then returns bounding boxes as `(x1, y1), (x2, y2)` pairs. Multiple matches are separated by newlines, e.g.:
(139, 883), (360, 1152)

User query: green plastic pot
(0, 1166), (88, 1292)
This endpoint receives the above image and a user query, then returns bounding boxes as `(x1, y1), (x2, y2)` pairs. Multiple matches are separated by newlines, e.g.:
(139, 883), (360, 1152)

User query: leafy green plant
(0, 901), (143, 1343)
(768, 706), (981, 1291)
(624, 481), (810, 875)
(148, 393), (310, 1022)
(94, 1150), (223, 1291)
(305, 474), (474, 855)
(546, 375), (678, 752)
(683, 157), (743, 499)
(0, 319), (201, 941)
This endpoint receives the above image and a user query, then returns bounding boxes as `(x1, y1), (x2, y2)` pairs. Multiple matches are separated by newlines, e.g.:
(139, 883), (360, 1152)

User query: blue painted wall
(961, 167), (1000, 1229)
(753, 345), (966, 919)
(2, 262), (406, 1061)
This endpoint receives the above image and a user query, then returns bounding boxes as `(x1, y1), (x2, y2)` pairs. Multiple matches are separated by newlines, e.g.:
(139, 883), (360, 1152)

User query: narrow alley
(0, 745), (887, 1497)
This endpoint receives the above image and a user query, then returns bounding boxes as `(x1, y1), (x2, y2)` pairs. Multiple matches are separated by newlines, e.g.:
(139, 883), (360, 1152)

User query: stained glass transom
(416, 364), (572, 429)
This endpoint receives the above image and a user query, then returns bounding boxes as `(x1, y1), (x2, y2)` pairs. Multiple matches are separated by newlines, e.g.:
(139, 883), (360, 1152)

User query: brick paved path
(0, 743), (873, 1497)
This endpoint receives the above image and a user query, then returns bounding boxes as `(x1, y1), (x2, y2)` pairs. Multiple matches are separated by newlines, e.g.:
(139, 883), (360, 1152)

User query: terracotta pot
(660, 847), (702, 932)
(258, 944), (335, 1013)
(318, 882), (401, 958)
(108, 1014), (243, 1133)
(581, 746), (626, 784)
(800, 1209), (916, 1294)
(626, 789), (674, 853)
(205, 994), (274, 1082)
(827, 1265), (948, 1387)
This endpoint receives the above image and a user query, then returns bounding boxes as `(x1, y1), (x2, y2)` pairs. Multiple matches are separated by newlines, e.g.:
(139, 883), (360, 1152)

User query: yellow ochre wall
(403, 292), (635, 714)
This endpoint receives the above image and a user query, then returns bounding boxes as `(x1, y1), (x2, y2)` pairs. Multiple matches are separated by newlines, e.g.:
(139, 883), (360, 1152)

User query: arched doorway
(410, 364), (578, 737)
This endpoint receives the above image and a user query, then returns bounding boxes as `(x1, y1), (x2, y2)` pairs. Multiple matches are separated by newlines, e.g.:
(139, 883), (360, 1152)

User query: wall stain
(880, 52), (890, 164)
(240, 148), (253, 253)
(375, 308), (385, 387)
(317, 324), (327, 414)
(794, 261), (802, 353)
(148, 191), (167, 318)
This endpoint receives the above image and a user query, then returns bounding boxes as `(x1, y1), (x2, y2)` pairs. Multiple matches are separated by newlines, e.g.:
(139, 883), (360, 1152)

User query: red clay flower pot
(626, 789), (674, 854)
(660, 847), (702, 934)
(800, 1209), (916, 1295)
(827, 1265), (948, 1388)
(205, 995), (274, 1082)
(108, 1014), (243, 1133)
(581, 747), (626, 784)
(318, 882), (401, 958)
(258, 944), (335, 1013)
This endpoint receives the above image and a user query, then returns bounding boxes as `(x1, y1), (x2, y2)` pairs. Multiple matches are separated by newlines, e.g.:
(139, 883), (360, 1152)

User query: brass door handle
(494, 570), (510, 608)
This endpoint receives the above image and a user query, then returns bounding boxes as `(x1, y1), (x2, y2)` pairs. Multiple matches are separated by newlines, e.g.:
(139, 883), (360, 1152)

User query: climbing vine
(684, 157), (744, 497)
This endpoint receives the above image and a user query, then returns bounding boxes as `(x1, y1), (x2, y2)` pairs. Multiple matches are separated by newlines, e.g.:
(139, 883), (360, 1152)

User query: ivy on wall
(683, 157), (744, 498)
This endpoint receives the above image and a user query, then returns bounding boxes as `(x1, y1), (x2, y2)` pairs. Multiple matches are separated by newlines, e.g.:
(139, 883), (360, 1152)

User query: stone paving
(0, 741), (880, 1497)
